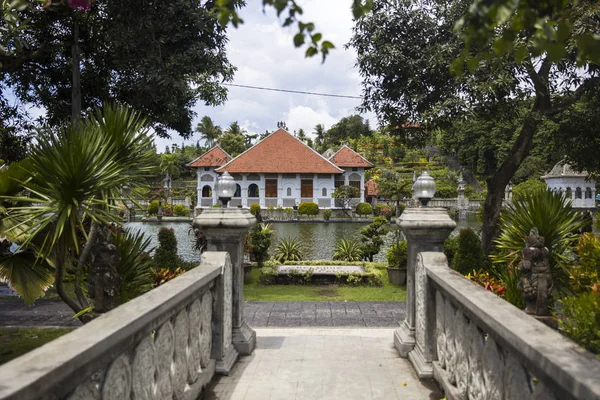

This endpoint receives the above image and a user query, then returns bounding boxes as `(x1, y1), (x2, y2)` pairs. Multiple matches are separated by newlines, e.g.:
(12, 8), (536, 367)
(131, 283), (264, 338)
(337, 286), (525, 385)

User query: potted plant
(323, 209), (332, 222)
(386, 234), (407, 285)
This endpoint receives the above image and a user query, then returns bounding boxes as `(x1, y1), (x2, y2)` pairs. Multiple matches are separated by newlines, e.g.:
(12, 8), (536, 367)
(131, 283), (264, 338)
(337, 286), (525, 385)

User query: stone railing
(427, 199), (482, 210)
(412, 252), (600, 400)
(0, 252), (237, 400)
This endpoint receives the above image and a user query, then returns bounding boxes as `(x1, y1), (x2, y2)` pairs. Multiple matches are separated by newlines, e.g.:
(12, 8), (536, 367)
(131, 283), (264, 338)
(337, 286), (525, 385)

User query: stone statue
(88, 227), (122, 313)
(518, 228), (552, 316)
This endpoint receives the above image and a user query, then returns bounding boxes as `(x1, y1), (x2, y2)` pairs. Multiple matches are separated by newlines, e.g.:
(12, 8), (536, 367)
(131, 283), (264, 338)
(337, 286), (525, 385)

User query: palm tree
(159, 153), (180, 191)
(226, 121), (246, 136)
(313, 124), (325, 151)
(195, 116), (222, 147)
(0, 104), (155, 318)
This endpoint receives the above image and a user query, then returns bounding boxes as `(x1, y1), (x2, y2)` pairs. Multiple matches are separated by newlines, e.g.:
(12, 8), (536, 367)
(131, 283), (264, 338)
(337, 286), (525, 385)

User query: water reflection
(124, 212), (482, 263)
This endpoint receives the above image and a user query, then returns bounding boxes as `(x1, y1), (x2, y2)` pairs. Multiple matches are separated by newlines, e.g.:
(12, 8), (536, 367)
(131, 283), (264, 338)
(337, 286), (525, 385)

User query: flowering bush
(152, 267), (185, 287)
(466, 270), (506, 296)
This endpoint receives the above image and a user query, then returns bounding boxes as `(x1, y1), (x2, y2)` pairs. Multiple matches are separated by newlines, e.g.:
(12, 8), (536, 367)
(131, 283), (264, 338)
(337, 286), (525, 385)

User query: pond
(124, 212), (481, 263)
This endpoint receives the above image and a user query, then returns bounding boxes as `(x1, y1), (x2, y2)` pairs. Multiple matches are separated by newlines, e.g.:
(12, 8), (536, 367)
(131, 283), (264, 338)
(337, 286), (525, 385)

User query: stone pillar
(394, 207), (455, 371)
(360, 170), (365, 203)
(194, 208), (257, 356)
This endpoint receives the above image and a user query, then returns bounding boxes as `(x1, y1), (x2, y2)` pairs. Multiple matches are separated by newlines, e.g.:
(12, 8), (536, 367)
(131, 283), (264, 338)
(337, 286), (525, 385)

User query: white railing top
(421, 252), (600, 400)
(0, 252), (228, 400)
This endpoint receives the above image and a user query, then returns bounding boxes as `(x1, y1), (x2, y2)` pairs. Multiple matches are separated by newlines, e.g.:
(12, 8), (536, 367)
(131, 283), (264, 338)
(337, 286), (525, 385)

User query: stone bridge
(0, 207), (599, 399)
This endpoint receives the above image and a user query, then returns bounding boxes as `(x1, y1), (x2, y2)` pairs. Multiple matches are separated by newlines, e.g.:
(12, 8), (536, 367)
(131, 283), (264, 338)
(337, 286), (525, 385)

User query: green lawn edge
(0, 328), (73, 365)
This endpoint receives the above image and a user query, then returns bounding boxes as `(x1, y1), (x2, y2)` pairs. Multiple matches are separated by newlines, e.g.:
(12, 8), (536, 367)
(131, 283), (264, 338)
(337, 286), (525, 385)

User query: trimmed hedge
(298, 202), (319, 216)
(355, 202), (373, 216)
(259, 260), (383, 286)
(249, 203), (261, 216)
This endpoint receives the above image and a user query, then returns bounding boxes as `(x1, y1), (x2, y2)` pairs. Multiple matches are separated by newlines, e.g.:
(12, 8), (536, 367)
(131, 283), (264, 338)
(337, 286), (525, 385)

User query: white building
(541, 160), (596, 208)
(188, 128), (373, 209)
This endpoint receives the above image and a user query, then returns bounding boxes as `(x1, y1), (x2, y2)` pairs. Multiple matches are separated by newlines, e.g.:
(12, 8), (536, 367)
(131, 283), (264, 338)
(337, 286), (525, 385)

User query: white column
(313, 174), (318, 204)
(259, 175), (265, 208)
(241, 175), (248, 208)
(277, 174), (283, 207)
(360, 169), (365, 203)
(344, 172), (349, 186)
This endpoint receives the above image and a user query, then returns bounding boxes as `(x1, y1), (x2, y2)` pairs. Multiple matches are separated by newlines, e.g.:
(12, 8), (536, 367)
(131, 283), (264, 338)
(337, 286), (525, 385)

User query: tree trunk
(71, 17), (81, 124)
(54, 236), (91, 323)
(481, 109), (543, 253)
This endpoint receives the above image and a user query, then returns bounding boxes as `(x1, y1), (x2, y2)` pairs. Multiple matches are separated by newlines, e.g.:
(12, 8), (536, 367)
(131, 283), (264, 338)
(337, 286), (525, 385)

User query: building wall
(543, 176), (597, 208)
(195, 168), (367, 209)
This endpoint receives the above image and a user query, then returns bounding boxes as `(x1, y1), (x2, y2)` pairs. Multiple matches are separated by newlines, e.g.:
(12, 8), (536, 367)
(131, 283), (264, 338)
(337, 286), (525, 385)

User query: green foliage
(173, 204), (190, 217)
(273, 237), (304, 263)
(323, 115), (372, 147)
(355, 202), (373, 216)
(569, 233), (600, 294)
(249, 203), (261, 216)
(0, 327), (73, 366)
(113, 229), (154, 303)
(333, 238), (363, 262)
(443, 235), (459, 265)
(492, 188), (587, 294)
(154, 228), (180, 271)
(359, 216), (388, 262)
(0, 250), (54, 305)
(0, 105), (154, 310)
(322, 209), (332, 220)
(298, 202), (318, 217)
(498, 264), (525, 309)
(376, 170), (411, 203)
(386, 240), (408, 269)
(332, 185), (360, 212)
(435, 185), (458, 199)
(147, 200), (160, 215)
(4, 2), (234, 137)
(284, 207), (294, 219)
(558, 291), (600, 355)
(248, 223), (274, 267)
(218, 131), (246, 157)
(452, 228), (485, 275)
(512, 179), (547, 202)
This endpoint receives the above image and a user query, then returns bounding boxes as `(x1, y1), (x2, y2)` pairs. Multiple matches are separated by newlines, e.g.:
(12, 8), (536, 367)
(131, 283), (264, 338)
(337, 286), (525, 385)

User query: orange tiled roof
(187, 146), (231, 168)
(216, 129), (343, 174)
(365, 180), (379, 196)
(329, 145), (373, 168)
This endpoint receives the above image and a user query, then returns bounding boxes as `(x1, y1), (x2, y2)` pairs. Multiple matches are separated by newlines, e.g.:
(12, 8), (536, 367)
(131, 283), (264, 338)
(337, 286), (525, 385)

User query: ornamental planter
(387, 267), (407, 285)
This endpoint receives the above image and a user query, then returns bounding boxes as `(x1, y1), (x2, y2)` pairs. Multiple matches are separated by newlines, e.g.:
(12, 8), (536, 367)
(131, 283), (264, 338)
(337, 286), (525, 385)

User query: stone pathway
(206, 328), (443, 400)
(0, 299), (81, 328)
(245, 302), (405, 328)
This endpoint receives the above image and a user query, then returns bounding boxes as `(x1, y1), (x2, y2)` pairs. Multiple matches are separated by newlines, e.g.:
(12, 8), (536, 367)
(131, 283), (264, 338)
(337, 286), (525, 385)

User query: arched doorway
(202, 185), (212, 197)
(248, 184), (259, 198)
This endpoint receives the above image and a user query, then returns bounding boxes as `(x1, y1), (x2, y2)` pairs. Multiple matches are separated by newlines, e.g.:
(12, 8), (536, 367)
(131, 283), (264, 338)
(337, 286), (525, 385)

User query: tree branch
(546, 77), (599, 116)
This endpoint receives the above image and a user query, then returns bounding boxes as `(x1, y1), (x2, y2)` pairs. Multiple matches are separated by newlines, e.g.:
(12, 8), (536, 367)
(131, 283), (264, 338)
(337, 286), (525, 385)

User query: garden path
(206, 328), (442, 400)
(246, 301), (405, 327)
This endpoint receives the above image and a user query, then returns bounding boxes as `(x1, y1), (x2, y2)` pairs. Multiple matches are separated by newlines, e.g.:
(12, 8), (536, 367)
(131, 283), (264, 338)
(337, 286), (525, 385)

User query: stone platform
(206, 328), (443, 400)
(276, 265), (365, 275)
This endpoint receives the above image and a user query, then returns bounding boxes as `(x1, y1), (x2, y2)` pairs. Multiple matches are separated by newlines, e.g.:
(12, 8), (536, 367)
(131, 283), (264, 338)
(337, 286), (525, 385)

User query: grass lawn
(0, 328), (73, 365)
(244, 263), (407, 302)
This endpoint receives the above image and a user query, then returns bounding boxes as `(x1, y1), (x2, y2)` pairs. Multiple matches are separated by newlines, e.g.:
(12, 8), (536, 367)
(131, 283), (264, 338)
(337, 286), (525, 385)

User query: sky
(157, 0), (376, 152)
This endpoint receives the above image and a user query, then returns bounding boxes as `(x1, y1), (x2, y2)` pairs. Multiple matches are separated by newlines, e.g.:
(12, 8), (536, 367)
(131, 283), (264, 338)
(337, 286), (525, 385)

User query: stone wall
(414, 252), (600, 400)
(0, 252), (236, 400)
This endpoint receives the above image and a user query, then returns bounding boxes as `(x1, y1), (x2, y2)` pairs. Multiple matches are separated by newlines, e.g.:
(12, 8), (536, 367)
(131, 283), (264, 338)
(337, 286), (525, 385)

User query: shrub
(173, 204), (190, 217)
(298, 202), (319, 217)
(248, 223), (274, 267)
(569, 232), (600, 293)
(355, 202), (373, 216)
(435, 185), (458, 199)
(512, 178), (547, 202)
(154, 227), (180, 270)
(333, 238), (362, 261)
(322, 209), (332, 220)
(113, 230), (155, 303)
(452, 228), (485, 275)
(558, 290), (600, 355)
(386, 240), (408, 269)
(260, 260), (383, 286)
(491, 188), (587, 294)
(284, 207), (293, 219)
(360, 216), (387, 262)
(147, 200), (159, 215)
(249, 203), (261, 216)
(152, 267), (185, 287)
(466, 269), (506, 296)
(273, 237), (304, 262)
(443, 235), (459, 265)
(397, 202), (406, 217)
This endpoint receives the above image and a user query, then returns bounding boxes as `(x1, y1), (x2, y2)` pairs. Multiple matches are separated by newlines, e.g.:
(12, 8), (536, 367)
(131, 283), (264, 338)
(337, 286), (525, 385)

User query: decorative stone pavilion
(541, 160), (596, 208)
(188, 128), (373, 209)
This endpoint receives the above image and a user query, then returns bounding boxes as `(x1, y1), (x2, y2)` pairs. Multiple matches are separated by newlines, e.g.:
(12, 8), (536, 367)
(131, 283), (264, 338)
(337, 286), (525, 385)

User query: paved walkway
(206, 328), (443, 400)
(245, 302), (405, 328)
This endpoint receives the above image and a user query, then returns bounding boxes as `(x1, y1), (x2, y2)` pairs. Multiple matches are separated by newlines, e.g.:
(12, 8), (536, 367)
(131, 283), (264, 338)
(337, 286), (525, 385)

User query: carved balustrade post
(195, 207), (257, 359)
(394, 207), (455, 374)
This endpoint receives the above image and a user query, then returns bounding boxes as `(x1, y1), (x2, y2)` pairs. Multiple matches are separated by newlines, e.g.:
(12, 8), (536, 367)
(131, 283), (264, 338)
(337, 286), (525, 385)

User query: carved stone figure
(88, 228), (122, 313)
(518, 228), (552, 316)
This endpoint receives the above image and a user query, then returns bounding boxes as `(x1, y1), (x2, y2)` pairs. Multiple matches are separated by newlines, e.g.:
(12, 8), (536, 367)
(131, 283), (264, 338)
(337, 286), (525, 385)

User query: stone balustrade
(413, 252), (600, 400)
(0, 252), (236, 400)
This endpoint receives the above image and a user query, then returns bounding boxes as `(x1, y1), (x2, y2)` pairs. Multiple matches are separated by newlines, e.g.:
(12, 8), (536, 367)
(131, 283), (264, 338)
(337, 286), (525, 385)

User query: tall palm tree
(0, 104), (155, 317)
(226, 121), (246, 136)
(159, 153), (180, 190)
(195, 116), (222, 147)
(313, 124), (325, 150)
